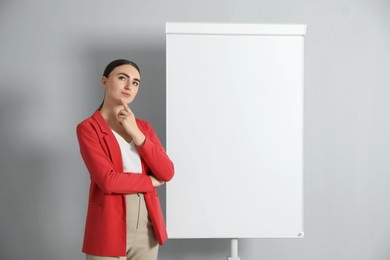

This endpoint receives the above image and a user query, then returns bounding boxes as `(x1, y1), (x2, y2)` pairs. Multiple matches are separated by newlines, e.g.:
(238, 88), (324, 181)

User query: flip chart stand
(228, 238), (240, 260)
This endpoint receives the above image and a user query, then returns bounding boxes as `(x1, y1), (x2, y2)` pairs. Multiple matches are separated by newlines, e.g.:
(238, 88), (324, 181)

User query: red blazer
(76, 109), (174, 256)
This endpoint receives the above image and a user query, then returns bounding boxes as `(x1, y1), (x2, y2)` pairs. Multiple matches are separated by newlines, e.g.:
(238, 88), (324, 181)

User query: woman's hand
(117, 98), (139, 136)
(117, 99), (146, 146)
(150, 175), (165, 187)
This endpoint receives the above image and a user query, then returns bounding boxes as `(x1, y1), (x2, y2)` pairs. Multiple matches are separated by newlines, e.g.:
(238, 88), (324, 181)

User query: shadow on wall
(0, 35), (171, 260)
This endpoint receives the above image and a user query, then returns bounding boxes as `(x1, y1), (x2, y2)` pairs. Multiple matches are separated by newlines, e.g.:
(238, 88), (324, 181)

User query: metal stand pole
(228, 238), (240, 260)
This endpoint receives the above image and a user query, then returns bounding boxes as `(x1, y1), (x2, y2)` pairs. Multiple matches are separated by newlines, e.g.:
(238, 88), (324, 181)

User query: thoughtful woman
(76, 59), (174, 260)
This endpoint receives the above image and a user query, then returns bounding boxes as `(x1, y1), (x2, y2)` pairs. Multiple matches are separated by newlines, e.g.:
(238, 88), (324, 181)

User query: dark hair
(98, 59), (141, 110)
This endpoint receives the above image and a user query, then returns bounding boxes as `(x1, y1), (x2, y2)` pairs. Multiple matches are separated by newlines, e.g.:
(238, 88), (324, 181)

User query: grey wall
(0, 0), (389, 259)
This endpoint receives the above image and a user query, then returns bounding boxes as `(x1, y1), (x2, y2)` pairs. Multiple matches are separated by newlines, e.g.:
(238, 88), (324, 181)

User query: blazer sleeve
(76, 122), (154, 194)
(135, 121), (175, 182)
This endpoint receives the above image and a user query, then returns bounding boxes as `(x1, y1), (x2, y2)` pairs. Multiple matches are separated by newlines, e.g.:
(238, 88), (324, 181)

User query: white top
(111, 129), (142, 174)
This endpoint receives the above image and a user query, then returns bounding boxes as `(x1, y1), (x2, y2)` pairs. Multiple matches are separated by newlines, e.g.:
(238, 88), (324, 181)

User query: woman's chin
(117, 97), (131, 104)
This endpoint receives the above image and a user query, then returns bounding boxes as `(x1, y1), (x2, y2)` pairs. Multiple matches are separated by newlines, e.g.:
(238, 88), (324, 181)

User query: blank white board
(166, 22), (306, 238)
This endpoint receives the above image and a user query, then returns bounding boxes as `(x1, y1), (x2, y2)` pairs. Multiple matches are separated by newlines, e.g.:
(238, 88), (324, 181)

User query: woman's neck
(99, 100), (123, 126)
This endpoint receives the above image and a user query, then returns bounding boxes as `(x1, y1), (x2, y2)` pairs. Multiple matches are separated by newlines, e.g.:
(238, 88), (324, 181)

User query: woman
(76, 59), (174, 260)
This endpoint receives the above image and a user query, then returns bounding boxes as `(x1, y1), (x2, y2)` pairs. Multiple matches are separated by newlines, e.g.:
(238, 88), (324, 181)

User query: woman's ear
(101, 76), (108, 90)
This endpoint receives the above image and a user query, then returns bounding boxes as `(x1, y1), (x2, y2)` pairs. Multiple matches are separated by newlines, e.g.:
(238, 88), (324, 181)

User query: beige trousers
(86, 193), (159, 260)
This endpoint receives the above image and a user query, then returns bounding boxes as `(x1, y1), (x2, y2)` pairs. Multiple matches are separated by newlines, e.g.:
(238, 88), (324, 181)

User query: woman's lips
(122, 92), (131, 97)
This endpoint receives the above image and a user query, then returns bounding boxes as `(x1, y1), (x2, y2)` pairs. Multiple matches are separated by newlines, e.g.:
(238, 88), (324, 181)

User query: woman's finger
(121, 98), (131, 112)
(118, 109), (130, 117)
(118, 110), (126, 116)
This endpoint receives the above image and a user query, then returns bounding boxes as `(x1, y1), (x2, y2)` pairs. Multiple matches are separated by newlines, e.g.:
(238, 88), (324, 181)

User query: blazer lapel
(92, 109), (123, 173)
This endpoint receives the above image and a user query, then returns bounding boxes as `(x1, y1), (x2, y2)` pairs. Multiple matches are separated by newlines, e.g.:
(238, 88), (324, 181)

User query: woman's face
(102, 64), (141, 105)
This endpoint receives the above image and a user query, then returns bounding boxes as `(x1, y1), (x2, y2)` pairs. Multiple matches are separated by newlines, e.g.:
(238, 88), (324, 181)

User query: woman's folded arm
(135, 121), (175, 182)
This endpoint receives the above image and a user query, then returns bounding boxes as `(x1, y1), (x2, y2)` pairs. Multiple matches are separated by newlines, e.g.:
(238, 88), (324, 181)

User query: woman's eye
(119, 76), (126, 81)
(133, 82), (139, 86)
